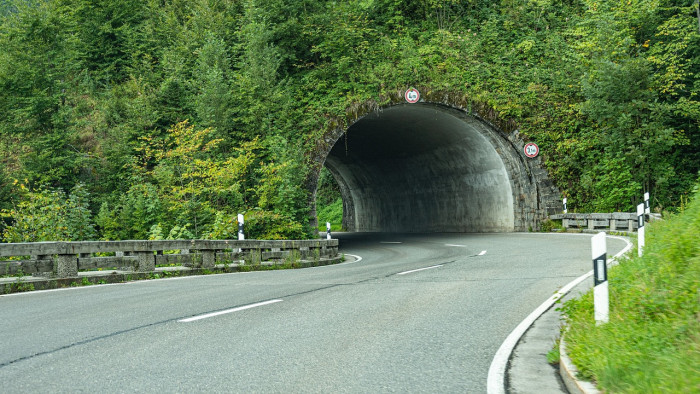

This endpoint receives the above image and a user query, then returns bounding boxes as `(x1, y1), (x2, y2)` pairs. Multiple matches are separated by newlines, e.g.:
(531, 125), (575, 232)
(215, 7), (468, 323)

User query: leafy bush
(244, 210), (305, 240)
(96, 183), (163, 240)
(0, 169), (11, 213)
(204, 211), (239, 240)
(316, 167), (341, 208)
(317, 197), (343, 231)
(1, 183), (96, 242)
(539, 218), (563, 233)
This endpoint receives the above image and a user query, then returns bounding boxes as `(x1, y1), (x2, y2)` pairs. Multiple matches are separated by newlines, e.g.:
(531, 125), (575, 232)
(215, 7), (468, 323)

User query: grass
(546, 338), (561, 365)
(317, 197), (343, 232)
(561, 186), (700, 392)
(540, 218), (565, 233)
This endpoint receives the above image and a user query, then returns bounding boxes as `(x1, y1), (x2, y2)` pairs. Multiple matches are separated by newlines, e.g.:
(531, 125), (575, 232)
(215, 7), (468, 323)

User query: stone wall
(0, 239), (340, 277)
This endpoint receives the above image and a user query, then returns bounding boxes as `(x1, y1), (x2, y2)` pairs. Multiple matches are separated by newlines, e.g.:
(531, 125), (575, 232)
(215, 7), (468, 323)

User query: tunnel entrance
(313, 102), (561, 233)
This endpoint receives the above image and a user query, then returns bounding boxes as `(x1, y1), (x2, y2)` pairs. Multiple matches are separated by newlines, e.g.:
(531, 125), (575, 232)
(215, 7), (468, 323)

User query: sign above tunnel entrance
(524, 143), (539, 158)
(405, 88), (420, 103)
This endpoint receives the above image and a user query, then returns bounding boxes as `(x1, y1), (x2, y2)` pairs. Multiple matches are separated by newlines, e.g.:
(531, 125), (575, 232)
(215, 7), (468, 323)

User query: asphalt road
(0, 233), (627, 393)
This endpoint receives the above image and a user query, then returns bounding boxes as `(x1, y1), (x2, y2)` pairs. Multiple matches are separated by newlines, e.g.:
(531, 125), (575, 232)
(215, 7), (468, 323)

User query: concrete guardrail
(0, 239), (340, 278)
(549, 213), (660, 232)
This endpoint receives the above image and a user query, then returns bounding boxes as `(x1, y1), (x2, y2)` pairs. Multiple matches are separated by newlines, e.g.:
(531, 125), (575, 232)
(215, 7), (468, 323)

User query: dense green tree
(95, 182), (163, 241)
(62, 0), (150, 85)
(0, 0), (698, 241)
(0, 169), (12, 232)
(0, 1), (81, 186)
(192, 33), (236, 138)
(570, 0), (700, 210)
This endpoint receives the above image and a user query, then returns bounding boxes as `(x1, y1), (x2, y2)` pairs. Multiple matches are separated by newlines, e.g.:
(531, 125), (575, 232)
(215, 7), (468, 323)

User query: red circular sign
(405, 88), (420, 103)
(524, 143), (539, 158)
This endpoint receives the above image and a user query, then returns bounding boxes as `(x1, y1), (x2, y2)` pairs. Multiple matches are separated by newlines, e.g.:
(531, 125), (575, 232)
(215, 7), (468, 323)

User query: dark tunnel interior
(323, 104), (518, 233)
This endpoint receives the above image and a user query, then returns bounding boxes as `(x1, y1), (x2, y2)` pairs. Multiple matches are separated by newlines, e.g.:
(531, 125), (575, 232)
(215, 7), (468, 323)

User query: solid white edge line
(445, 244), (467, 247)
(178, 299), (283, 323)
(396, 265), (443, 276)
(312, 253), (363, 268)
(486, 234), (632, 394)
(340, 254), (363, 264)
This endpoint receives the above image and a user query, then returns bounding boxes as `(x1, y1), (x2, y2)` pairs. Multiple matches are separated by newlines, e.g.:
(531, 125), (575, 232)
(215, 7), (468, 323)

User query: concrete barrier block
(56, 254), (78, 277)
(571, 219), (586, 228)
(244, 249), (262, 265)
(201, 250), (215, 269)
(589, 219), (609, 229)
(78, 256), (137, 271)
(135, 251), (154, 272)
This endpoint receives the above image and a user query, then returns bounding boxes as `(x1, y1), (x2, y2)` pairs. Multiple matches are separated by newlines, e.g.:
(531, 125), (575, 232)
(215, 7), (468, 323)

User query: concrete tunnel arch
(309, 100), (562, 233)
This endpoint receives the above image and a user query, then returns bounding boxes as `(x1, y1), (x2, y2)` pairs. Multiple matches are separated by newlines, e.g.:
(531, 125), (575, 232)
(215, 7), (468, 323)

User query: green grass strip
(561, 186), (700, 393)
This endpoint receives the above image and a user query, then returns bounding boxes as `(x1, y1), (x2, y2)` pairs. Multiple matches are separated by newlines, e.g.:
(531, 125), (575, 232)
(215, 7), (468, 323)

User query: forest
(0, 0), (698, 241)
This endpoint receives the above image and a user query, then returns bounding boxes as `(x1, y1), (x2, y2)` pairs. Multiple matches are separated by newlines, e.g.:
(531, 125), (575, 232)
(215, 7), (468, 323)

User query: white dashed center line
(178, 299), (283, 323)
(396, 265), (443, 276)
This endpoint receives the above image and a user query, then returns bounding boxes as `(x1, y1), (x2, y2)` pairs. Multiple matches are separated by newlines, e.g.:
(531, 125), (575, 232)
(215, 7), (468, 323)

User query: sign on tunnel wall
(524, 143), (539, 158)
(405, 88), (420, 103)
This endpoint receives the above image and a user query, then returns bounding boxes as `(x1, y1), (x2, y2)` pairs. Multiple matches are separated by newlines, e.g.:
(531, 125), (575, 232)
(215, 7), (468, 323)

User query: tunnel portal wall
(308, 95), (562, 233)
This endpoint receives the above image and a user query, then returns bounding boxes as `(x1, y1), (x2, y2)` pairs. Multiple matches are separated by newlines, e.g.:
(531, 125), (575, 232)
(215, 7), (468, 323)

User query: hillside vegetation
(562, 183), (699, 392)
(0, 0), (698, 241)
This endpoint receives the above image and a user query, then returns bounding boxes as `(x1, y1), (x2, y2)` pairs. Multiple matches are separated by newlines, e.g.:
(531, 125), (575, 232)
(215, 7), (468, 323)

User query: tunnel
(315, 101), (562, 233)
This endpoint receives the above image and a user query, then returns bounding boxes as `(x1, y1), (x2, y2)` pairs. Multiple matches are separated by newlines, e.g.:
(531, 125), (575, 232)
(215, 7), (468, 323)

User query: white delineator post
(637, 203), (645, 257)
(592, 232), (609, 324)
(563, 198), (568, 214)
(644, 192), (650, 214)
(238, 214), (245, 241)
(326, 222), (332, 240)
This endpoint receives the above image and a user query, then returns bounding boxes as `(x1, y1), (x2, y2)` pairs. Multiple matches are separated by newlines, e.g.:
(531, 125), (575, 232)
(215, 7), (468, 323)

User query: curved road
(0, 233), (626, 393)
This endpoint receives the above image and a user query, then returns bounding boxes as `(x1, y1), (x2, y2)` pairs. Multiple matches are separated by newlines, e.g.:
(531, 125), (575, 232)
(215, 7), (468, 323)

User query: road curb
(487, 270), (592, 394)
(555, 234), (633, 394)
(559, 334), (601, 394)
(488, 233), (632, 394)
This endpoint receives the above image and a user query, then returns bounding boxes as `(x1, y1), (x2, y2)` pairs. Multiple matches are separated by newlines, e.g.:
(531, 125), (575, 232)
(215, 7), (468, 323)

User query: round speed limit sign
(405, 88), (420, 103)
(524, 143), (539, 158)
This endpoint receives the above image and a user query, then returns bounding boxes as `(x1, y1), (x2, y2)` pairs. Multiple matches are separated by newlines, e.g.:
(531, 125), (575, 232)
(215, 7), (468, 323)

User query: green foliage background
(0, 0), (698, 241)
